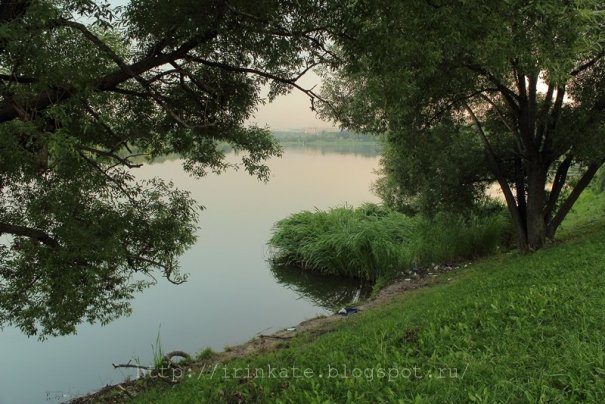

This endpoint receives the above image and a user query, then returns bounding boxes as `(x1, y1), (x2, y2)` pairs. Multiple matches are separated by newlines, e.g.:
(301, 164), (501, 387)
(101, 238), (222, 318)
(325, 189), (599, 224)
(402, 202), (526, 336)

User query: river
(0, 145), (380, 404)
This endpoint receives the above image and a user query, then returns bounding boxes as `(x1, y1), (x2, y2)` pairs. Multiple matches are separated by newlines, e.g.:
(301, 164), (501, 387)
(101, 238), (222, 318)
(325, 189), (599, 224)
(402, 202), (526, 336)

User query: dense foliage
(321, 0), (605, 251)
(372, 125), (487, 216)
(269, 203), (511, 282)
(270, 204), (415, 281)
(0, 0), (337, 337)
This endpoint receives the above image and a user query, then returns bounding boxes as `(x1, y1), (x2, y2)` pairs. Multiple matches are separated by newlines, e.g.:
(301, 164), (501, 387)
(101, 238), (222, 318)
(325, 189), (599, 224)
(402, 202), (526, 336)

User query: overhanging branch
(184, 55), (338, 115)
(462, 63), (519, 111)
(570, 50), (605, 76)
(77, 145), (143, 169)
(0, 22), (220, 123)
(0, 222), (59, 248)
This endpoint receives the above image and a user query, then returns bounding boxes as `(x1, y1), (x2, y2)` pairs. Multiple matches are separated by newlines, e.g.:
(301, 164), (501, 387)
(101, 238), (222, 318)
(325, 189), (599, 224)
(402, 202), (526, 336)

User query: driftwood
(112, 360), (151, 371)
(112, 350), (192, 371)
(258, 334), (292, 340)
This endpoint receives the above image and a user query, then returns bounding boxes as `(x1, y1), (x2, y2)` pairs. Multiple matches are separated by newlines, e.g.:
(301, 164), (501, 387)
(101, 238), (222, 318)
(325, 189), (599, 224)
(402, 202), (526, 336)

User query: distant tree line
(272, 130), (375, 143)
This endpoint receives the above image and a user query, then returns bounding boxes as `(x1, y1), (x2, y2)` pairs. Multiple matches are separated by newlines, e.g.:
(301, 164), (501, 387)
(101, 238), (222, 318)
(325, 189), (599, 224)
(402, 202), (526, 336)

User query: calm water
(0, 146), (379, 404)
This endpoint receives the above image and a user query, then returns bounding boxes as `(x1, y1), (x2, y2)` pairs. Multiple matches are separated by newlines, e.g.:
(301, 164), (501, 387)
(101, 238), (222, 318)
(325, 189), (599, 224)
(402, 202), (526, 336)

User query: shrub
(410, 209), (512, 266)
(269, 202), (512, 283)
(269, 204), (414, 281)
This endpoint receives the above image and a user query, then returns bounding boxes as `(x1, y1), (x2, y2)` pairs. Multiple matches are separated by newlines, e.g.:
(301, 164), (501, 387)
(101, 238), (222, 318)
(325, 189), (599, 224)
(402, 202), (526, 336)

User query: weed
(196, 347), (214, 361)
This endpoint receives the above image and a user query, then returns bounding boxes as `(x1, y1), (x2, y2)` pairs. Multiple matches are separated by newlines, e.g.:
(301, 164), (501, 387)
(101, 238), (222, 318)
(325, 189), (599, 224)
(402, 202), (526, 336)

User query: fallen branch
(112, 360), (151, 371)
(112, 351), (191, 372)
(259, 334), (292, 340)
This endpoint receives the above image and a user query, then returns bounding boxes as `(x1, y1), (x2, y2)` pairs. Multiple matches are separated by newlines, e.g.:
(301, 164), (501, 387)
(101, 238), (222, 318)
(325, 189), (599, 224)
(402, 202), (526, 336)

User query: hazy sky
(248, 71), (335, 130)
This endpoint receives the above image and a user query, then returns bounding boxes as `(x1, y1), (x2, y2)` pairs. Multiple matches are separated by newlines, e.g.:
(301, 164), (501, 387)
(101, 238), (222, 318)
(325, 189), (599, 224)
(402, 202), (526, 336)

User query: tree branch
(423, 87), (499, 129)
(546, 161), (603, 238)
(83, 104), (132, 153)
(536, 82), (555, 147)
(0, 222), (59, 248)
(465, 103), (528, 245)
(57, 25), (218, 132)
(77, 151), (139, 205)
(462, 63), (519, 111)
(478, 93), (516, 134)
(543, 155), (572, 223)
(570, 50), (605, 76)
(106, 87), (149, 98)
(0, 22), (220, 123)
(511, 63), (540, 158)
(169, 61), (218, 98)
(542, 86), (566, 162)
(184, 55), (337, 115)
(78, 145), (143, 169)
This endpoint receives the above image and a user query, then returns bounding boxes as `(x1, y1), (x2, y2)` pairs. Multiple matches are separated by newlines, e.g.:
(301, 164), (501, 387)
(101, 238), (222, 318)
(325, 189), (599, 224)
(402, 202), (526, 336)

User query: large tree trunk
(525, 160), (548, 250)
(496, 178), (529, 252)
(501, 157), (552, 252)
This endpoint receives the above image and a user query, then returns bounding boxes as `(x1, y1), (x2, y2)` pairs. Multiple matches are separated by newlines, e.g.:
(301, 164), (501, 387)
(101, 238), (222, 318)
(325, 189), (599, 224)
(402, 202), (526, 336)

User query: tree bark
(525, 160), (548, 250)
(503, 188), (530, 252)
(543, 156), (572, 224)
(546, 162), (603, 239)
(514, 156), (527, 224)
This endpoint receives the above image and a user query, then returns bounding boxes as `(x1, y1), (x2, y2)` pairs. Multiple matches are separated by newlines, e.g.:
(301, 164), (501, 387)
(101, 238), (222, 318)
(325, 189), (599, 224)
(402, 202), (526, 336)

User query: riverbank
(74, 190), (605, 402)
(72, 260), (459, 403)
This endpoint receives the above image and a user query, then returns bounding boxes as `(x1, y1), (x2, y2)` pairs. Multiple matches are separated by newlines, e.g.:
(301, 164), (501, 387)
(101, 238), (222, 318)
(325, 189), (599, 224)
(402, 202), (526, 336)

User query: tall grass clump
(410, 208), (513, 266)
(269, 203), (415, 281)
(270, 200), (514, 283)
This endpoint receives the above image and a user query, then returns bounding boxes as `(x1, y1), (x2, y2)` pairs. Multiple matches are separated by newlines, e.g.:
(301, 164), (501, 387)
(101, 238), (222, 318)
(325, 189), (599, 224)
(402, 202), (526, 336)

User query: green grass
(557, 188), (605, 240)
(410, 209), (512, 266)
(269, 204), (416, 281)
(269, 203), (511, 282)
(195, 347), (215, 361)
(133, 191), (605, 403)
(151, 327), (165, 369)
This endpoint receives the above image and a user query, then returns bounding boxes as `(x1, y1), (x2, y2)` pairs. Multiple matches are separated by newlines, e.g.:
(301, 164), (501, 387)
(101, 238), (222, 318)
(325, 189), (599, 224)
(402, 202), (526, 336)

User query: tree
(371, 121), (490, 216)
(0, 0), (337, 337)
(321, 0), (605, 251)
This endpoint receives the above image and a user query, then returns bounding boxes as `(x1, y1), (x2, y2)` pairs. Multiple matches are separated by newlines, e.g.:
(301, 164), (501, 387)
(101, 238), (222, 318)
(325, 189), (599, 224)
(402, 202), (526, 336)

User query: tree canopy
(0, 0), (337, 337)
(322, 0), (605, 251)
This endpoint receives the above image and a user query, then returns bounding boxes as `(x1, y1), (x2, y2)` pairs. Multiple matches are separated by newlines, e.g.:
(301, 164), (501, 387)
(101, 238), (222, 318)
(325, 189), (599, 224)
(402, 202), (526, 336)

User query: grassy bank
(269, 203), (511, 283)
(130, 190), (605, 403)
(269, 204), (416, 281)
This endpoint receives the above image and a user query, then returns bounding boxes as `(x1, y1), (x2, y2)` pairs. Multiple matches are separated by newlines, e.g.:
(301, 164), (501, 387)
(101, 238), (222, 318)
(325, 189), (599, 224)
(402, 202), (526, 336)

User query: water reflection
(0, 146), (380, 404)
(269, 265), (373, 310)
